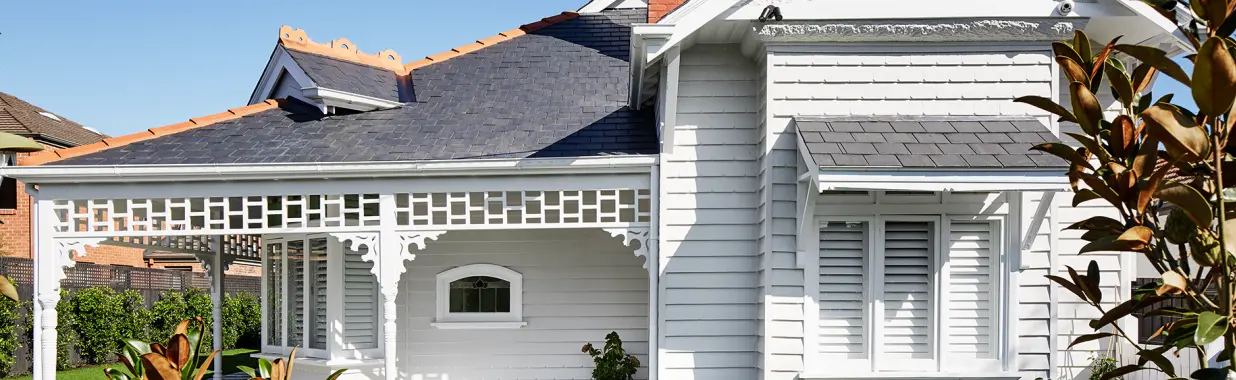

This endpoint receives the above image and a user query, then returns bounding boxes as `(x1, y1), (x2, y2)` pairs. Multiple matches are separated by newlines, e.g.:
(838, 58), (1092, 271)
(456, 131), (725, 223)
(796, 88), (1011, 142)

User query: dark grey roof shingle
(797, 117), (1066, 169)
(286, 50), (402, 102)
(53, 9), (655, 166)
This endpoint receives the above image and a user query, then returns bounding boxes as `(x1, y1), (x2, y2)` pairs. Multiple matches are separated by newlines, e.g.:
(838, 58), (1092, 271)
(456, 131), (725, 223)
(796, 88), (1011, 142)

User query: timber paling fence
(0, 256), (260, 376)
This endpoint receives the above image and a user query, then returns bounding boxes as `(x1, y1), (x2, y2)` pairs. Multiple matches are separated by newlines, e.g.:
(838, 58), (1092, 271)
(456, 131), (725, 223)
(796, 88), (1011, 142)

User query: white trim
(302, 86), (402, 112)
(5, 155), (659, 184)
(817, 171), (1069, 192)
(799, 372), (1025, 380)
(434, 264), (525, 325)
(429, 321), (528, 330)
(249, 46), (321, 108)
(578, 0), (646, 13)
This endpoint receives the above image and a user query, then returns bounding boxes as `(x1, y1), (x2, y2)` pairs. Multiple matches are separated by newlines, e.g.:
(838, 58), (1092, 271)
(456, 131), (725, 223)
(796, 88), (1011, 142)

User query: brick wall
(147, 261), (263, 277)
(648, 0), (686, 22)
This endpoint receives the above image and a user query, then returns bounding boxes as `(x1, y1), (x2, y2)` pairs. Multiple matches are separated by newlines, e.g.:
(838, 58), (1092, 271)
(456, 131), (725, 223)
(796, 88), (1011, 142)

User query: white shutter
(946, 220), (997, 362)
(310, 238), (329, 350)
(881, 221), (934, 361)
(288, 240), (305, 347)
(343, 245), (379, 349)
(818, 221), (868, 359)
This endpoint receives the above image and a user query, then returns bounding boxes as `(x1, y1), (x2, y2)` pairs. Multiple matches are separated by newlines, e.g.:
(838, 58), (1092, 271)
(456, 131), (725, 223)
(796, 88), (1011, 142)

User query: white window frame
(432, 264), (526, 329)
(811, 213), (1008, 374)
(260, 234), (333, 359)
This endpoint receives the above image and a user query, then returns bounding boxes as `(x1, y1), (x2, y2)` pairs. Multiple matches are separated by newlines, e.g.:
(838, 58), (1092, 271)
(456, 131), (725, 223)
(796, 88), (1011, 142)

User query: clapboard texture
(661, 45), (761, 380)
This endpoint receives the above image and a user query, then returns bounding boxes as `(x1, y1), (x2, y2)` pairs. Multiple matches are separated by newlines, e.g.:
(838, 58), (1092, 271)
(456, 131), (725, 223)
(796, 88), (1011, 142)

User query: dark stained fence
(1123, 278), (1204, 380)
(0, 256), (259, 376)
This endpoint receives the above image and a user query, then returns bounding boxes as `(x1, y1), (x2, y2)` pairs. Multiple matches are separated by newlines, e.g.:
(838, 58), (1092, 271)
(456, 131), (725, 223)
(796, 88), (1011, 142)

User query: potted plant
(582, 331), (640, 380)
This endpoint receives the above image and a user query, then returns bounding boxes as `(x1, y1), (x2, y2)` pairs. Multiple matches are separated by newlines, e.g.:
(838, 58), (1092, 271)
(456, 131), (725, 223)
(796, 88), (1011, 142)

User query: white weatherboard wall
(661, 44), (761, 380)
(1055, 200), (1131, 380)
(766, 43), (1057, 378)
(395, 229), (650, 380)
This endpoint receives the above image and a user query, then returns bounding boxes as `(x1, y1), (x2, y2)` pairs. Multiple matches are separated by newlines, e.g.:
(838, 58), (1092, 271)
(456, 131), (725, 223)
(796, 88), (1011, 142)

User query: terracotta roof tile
(24, 100), (281, 166)
(277, 26), (405, 73)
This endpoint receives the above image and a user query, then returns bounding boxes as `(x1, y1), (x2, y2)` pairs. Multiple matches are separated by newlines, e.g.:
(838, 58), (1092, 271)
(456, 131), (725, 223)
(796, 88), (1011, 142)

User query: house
(0, 0), (1191, 379)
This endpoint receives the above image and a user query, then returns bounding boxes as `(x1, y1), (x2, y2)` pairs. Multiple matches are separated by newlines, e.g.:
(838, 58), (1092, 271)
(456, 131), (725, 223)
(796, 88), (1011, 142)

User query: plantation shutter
(946, 220), (999, 366)
(818, 221), (868, 360)
(310, 238), (329, 350)
(343, 244), (380, 349)
(881, 221), (934, 362)
(266, 243), (283, 347)
(288, 240), (305, 348)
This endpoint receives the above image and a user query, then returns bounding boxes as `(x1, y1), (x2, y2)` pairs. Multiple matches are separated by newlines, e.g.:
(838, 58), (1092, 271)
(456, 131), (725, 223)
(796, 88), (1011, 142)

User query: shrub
(149, 288), (214, 348)
(223, 292), (261, 349)
(68, 287), (123, 364)
(113, 290), (150, 344)
(582, 332), (640, 380)
(56, 289), (76, 370)
(0, 283), (20, 375)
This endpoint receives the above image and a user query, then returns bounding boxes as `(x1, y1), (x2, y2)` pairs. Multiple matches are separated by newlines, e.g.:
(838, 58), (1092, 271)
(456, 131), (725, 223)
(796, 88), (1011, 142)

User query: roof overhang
(2, 155), (659, 184)
(813, 169), (1070, 192)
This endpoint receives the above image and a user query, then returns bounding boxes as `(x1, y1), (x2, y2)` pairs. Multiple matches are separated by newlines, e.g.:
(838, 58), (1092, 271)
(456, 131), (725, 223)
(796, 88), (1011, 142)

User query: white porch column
(603, 227), (655, 380)
(33, 196), (103, 380)
(199, 236), (228, 380)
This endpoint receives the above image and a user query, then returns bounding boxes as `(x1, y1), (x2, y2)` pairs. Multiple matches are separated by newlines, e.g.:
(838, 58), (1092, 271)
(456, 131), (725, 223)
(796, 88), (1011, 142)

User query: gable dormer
(248, 26), (407, 114)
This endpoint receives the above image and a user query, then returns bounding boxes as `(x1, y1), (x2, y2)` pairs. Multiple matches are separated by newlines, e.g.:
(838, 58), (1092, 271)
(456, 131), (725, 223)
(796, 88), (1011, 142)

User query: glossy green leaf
(1065, 216), (1124, 231)
(1138, 347), (1177, 377)
(1031, 142), (1093, 170)
(1193, 37), (1236, 116)
(1191, 368), (1231, 380)
(1195, 311), (1229, 346)
(1142, 104), (1209, 162)
(1157, 183), (1214, 228)
(1115, 44), (1193, 86)
(1086, 260), (1103, 303)
(1103, 365), (1153, 380)
(327, 369), (348, 380)
(1107, 63), (1136, 108)
(1073, 189), (1103, 207)
(1015, 96), (1078, 123)
(0, 276), (16, 302)
(1046, 274), (1088, 301)
(1075, 30), (1093, 62)
(1068, 332), (1115, 349)
(1090, 298), (1139, 329)
(1071, 82), (1103, 135)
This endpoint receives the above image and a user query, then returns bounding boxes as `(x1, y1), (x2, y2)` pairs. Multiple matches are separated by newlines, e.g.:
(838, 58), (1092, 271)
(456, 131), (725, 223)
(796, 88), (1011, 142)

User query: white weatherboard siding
(661, 44), (761, 380)
(1055, 200), (1131, 380)
(1020, 192), (1054, 378)
(395, 229), (650, 380)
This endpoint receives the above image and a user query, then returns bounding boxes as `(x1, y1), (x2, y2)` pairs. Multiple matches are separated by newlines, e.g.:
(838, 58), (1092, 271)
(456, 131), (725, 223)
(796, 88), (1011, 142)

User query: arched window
(433, 264), (525, 329)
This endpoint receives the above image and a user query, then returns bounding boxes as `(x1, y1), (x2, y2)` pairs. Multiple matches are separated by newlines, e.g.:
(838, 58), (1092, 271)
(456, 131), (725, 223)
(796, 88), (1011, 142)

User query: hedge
(0, 287), (260, 377)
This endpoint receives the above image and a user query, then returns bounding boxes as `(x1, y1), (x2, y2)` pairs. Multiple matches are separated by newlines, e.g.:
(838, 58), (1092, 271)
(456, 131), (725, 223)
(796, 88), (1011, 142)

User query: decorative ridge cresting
(403, 11), (579, 71)
(756, 18), (1087, 43)
(278, 25), (406, 72)
(22, 99), (283, 166)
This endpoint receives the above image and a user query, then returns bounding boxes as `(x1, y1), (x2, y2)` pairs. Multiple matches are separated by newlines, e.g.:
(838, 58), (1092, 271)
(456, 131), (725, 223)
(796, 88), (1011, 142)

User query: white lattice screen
(53, 195), (380, 234)
(394, 189), (651, 227)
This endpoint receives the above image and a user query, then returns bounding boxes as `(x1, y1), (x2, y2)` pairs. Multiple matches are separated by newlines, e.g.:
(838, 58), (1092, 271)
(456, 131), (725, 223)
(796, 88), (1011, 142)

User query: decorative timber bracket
(604, 228), (652, 271)
(53, 237), (107, 281)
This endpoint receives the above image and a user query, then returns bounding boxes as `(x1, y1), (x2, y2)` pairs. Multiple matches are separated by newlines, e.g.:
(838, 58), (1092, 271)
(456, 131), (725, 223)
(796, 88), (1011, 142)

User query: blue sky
(0, 0), (579, 136)
(0, 1), (1199, 136)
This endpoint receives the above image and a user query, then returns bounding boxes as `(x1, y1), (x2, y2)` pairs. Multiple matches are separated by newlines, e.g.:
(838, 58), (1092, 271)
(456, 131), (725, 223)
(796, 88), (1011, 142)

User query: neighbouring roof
(0, 91), (105, 147)
(285, 49), (402, 102)
(38, 8), (655, 166)
(797, 117), (1066, 169)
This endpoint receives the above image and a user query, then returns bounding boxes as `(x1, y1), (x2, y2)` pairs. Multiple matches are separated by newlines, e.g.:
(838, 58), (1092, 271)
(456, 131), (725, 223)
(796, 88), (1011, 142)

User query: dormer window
(433, 264), (526, 329)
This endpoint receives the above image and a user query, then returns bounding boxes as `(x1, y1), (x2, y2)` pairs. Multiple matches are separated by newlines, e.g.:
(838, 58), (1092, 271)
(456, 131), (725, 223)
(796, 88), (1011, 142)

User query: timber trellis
(0, 257), (259, 304)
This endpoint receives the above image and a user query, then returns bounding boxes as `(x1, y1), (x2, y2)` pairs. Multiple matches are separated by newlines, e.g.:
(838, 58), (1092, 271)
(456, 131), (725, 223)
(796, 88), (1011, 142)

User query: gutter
(1, 155), (659, 184)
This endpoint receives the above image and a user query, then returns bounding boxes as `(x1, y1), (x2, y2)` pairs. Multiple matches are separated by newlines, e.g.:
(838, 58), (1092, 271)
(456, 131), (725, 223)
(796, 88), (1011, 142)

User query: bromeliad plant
(237, 348), (346, 380)
(1017, 1), (1236, 379)
(104, 317), (219, 380)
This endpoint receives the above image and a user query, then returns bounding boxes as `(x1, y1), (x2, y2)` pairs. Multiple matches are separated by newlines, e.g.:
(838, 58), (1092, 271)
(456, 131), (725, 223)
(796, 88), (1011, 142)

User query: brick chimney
(648, 0), (687, 23)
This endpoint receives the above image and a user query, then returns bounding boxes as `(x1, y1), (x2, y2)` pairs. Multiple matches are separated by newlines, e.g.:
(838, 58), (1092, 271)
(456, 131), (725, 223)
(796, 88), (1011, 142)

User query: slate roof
(797, 117), (1066, 169)
(50, 9), (656, 166)
(0, 91), (105, 147)
(286, 50), (402, 102)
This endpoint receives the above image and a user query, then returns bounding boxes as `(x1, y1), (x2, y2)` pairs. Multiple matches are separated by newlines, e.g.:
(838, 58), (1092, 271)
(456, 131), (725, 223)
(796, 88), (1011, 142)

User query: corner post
(202, 237), (227, 380)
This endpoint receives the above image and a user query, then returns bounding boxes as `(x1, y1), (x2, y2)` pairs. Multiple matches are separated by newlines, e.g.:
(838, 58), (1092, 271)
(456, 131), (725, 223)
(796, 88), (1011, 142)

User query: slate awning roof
(286, 50), (402, 102)
(0, 91), (105, 147)
(796, 116), (1066, 169)
(42, 9), (656, 166)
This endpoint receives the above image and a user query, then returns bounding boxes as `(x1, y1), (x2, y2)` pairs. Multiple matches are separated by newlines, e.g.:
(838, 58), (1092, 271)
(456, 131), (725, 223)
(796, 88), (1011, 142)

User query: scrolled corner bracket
(277, 25), (405, 73)
(192, 253), (236, 281)
(329, 232), (381, 270)
(604, 228), (652, 270)
(399, 231), (446, 260)
(754, 18), (1086, 43)
(53, 237), (106, 280)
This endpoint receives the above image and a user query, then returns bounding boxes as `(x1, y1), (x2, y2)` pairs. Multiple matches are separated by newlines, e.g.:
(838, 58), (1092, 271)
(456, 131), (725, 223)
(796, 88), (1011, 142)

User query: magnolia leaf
(1086, 260), (1103, 303)
(191, 351), (219, 380)
(1132, 135), (1160, 179)
(1093, 37), (1122, 80)
(1224, 214), (1236, 257)
(236, 366), (258, 379)
(1106, 60), (1135, 108)
(174, 319), (191, 336)
(1115, 44), (1193, 86)
(140, 354), (182, 380)
(1142, 104), (1209, 162)
(1065, 216), (1124, 231)
(258, 358), (273, 379)
(1069, 332), (1116, 349)
(1194, 37), (1236, 116)
(1065, 132), (1112, 162)
(327, 369), (348, 380)
(1091, 298), (1138, 329)
(1133, 64), (1158, 95)
(0, 275), (16, 302)
(270, 358), (285, 380)
(1191, 368), (1231, 380)
(103, 367), (132, 380)
(1071, 82), (1103, 135)
(1138, 160), (1173, 214)
(1158, 271), (1189, 295)
(1111, 115), (1136, 158)
(1117, 226), (1154, 249)
(1046, 274), (1088, 301)
(1195, 311), (1229, 346)
(1103, 365), (1153, 380)
(286, 347), (297, 380)
(1075, 30), (1093, 62)
(1074, 189), (1103, 207)
(1138, 348), (1177, 377)
(1079, 172), (1123, 209)
(1015, 96), (1078, 123)
(167, 334), (191, 369)
(1054, 42), (1086, 67)
(1031, 142), (1093, 170)
(1157, 183), (1214, 228)
(1202, 0), (1228, 29)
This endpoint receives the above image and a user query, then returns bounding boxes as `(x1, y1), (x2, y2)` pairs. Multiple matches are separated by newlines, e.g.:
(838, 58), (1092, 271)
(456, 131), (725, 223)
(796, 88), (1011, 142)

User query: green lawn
(3, 349), (259, 380)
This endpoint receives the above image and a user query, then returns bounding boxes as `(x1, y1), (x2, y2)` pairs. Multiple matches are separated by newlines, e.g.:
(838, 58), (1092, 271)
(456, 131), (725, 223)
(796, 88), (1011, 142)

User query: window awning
(795, 116), (1069, 192)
